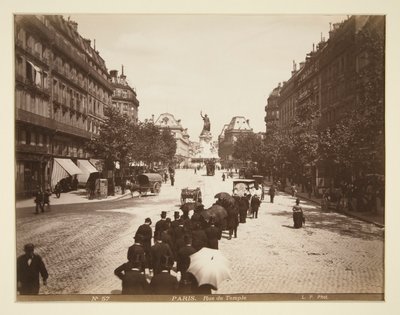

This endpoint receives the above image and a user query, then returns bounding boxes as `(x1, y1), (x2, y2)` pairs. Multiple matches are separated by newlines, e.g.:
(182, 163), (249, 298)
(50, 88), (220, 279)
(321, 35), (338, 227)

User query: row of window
(16, 89), (50, 118)
(16, 127), (87, 158)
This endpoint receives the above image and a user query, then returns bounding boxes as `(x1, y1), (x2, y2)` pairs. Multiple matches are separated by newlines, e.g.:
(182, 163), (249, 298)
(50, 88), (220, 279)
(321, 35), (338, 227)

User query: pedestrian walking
(191, 221), (208, 251)
(149, 256), (178, 294)
(135, 218), (153, 269)
(222, 173), (226, 181)
(170, 173), (175, 186)
(292, 198), (305, 229)
(176, 235), (197, 274)
(34, 187), (44, 214)
(150, 234), (174, 275)
(114, 260), (149, 294)
(250, 194), (261, 219)
(235, 195), (249, 223)
(154, 211), (168, 240)
(17, 243), (48, 295)
(227, 207), (239, 240)
(43, 188), (51, 211)
(269, 184), (276, 203)
(54, 182), (61, 198)
(163, 171), (168, 184)
(127, 234), (146, 272)
(204, 217), (222, 249)
(291, 184), (297, 197)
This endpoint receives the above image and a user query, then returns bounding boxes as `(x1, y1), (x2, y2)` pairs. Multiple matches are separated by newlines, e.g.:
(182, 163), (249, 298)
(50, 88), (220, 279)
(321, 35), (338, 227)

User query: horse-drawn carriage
(232, 179), (256, 197)
(136, 173), (163, 196)
(181, 187), (202, 205)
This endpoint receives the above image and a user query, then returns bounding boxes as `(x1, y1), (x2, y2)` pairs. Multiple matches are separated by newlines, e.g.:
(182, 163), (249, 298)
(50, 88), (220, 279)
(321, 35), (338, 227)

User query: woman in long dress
(292, 198), (305, 228)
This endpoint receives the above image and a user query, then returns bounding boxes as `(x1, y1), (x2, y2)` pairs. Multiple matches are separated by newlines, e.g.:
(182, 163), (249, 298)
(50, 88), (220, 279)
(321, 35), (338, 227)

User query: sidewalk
(264, 181), (384, 228)
(15, 188), (135, 209)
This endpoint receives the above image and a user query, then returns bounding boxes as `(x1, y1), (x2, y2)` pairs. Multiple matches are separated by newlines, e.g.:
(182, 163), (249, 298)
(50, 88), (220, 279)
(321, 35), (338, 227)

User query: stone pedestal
(198, 132), (218, 159)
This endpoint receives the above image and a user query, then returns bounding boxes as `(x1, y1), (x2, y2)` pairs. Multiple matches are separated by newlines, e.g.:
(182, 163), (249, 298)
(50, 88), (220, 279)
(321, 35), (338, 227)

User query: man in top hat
(127, 234), (146, 272)
(135, 218), (153, 268)
(149, 255), (178, 294)
(154, 211), (168, 240)
(114, 260), (149, 294)
(204, 217), (222, 249)
(17, 243), (48, 295)
(150, 233), (173, 275)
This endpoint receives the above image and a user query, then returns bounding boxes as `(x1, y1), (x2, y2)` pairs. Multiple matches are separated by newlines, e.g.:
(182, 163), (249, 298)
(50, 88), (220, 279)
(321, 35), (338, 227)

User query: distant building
(110, 67), (139, 123)
(218, 116), (253, 169)
(264, 83), (281, 133)
(153, 113), (190, 167)
(15, 15), (113, 197)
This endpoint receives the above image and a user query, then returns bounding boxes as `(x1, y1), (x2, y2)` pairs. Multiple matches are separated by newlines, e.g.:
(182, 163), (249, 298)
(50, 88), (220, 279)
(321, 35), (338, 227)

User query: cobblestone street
(16, 169), (384, 296)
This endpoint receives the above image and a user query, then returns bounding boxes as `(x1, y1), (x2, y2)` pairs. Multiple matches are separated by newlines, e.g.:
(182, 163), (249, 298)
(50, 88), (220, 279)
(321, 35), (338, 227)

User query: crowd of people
(114, 208), (224, 295)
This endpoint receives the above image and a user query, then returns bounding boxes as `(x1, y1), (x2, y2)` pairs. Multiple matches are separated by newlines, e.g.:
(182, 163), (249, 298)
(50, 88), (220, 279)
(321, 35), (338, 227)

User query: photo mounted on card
(14, 13), (384, 302)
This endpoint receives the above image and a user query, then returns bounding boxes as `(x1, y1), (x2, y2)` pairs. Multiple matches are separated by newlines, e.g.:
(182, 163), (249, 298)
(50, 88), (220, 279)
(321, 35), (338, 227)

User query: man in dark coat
(235, 195), (249, 224)
(269, 184), (276, 203)
(150, 234), (173, 275)
(250, 195), (261, 219)
(204, 217), (222, 249)
(17, 243), (48, 295)
(114, 261), (149, 294)
(176, 235), (197, 274)
(227, 206), (239, 240)
(34, 187), (44, 214)
(135, 218), (153, 268)
(191, 221), (208, 251)
(154, 211), (168, 240)
(127, 235), (146, 272)
(149, 256), (178, 294)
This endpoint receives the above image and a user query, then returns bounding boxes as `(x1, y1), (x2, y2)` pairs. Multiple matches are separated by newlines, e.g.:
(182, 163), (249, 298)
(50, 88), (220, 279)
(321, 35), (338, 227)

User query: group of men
(33, 187), (52, 214)
(113, 208), (222, 294)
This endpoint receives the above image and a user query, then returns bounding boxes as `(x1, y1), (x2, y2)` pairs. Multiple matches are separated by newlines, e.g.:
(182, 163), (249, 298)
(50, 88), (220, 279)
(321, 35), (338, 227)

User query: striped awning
(51, 158), (82, 188)
(77, 159), (98, 184)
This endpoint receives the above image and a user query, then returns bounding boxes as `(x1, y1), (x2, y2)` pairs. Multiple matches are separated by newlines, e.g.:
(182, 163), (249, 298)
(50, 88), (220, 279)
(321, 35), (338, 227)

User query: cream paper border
(1, 0), (400, 314)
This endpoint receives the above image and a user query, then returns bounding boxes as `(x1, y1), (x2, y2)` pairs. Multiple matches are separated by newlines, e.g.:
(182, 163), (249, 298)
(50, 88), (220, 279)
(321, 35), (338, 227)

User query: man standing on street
(154, 211), (168, 240)
(127, 235), (146, 272)
(17, 243), (48, 295)
(269, 184), (276, 203)
(135, 218), (153, 269)
(34, 186), (44, 214)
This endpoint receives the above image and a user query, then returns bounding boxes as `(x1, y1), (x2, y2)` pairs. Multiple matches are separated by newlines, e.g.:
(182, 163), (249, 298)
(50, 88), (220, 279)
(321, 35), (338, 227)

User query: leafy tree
(86, 106), (133, 194)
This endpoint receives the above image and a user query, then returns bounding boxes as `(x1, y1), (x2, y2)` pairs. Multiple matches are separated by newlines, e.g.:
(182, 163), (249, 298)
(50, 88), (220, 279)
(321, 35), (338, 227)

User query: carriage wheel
(153, 182), (161, 195)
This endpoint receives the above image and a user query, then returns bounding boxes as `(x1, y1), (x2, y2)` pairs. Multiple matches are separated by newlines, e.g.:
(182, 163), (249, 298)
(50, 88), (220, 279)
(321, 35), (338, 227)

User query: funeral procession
(14, 14), (384, 302)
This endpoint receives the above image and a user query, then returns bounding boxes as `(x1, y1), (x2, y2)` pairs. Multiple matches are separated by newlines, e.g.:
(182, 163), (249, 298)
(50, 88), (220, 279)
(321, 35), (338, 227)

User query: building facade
(153, 113), (190, 167)
(15, 15), (113, 198)
(264, 83), (282, 133)
(267, 15), (384, 192)
(110, 68), (139, 123)
(218, 116), (253, 169)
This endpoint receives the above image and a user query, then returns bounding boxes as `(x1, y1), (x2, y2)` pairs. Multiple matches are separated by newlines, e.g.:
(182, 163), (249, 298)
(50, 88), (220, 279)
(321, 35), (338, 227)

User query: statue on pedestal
(200, 111), (211, 135)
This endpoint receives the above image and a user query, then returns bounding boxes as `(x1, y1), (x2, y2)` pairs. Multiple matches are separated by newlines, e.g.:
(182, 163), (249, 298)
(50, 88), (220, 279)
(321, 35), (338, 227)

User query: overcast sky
(70, 14), (347, 140)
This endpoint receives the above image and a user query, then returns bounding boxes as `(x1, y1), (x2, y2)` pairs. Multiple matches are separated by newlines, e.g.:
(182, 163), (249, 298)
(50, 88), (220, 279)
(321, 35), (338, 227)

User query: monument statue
(200, 111), (211, 135)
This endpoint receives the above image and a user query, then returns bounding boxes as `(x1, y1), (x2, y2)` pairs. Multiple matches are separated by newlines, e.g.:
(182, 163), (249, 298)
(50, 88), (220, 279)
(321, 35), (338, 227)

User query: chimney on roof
(121, 65), (126, 79)
(94, 39), (96, 50)
(151, 114), (155, 122)
(291, 60), (297, 76)
(313, 43), (315, 52)
(110, 70), (118, 78)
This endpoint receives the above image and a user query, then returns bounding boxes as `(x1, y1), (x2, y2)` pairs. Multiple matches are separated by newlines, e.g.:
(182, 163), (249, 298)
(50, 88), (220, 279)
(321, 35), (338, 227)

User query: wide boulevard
(16, 169), (384, 296)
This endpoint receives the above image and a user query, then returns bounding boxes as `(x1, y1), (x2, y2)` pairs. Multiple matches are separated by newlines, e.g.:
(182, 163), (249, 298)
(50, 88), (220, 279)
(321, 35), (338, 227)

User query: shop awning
(77, 159), (98, 174)
(51, 158), (82, 188)
(77, 159), (99, 184)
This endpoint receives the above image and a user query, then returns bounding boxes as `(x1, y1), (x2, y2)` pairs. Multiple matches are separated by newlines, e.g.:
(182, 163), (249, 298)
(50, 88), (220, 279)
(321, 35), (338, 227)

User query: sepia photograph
(2, 0), (400, 314)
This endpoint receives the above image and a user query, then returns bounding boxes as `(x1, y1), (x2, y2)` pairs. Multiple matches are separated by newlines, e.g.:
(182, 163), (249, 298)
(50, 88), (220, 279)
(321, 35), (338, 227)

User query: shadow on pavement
(270, 203), (384, 241)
